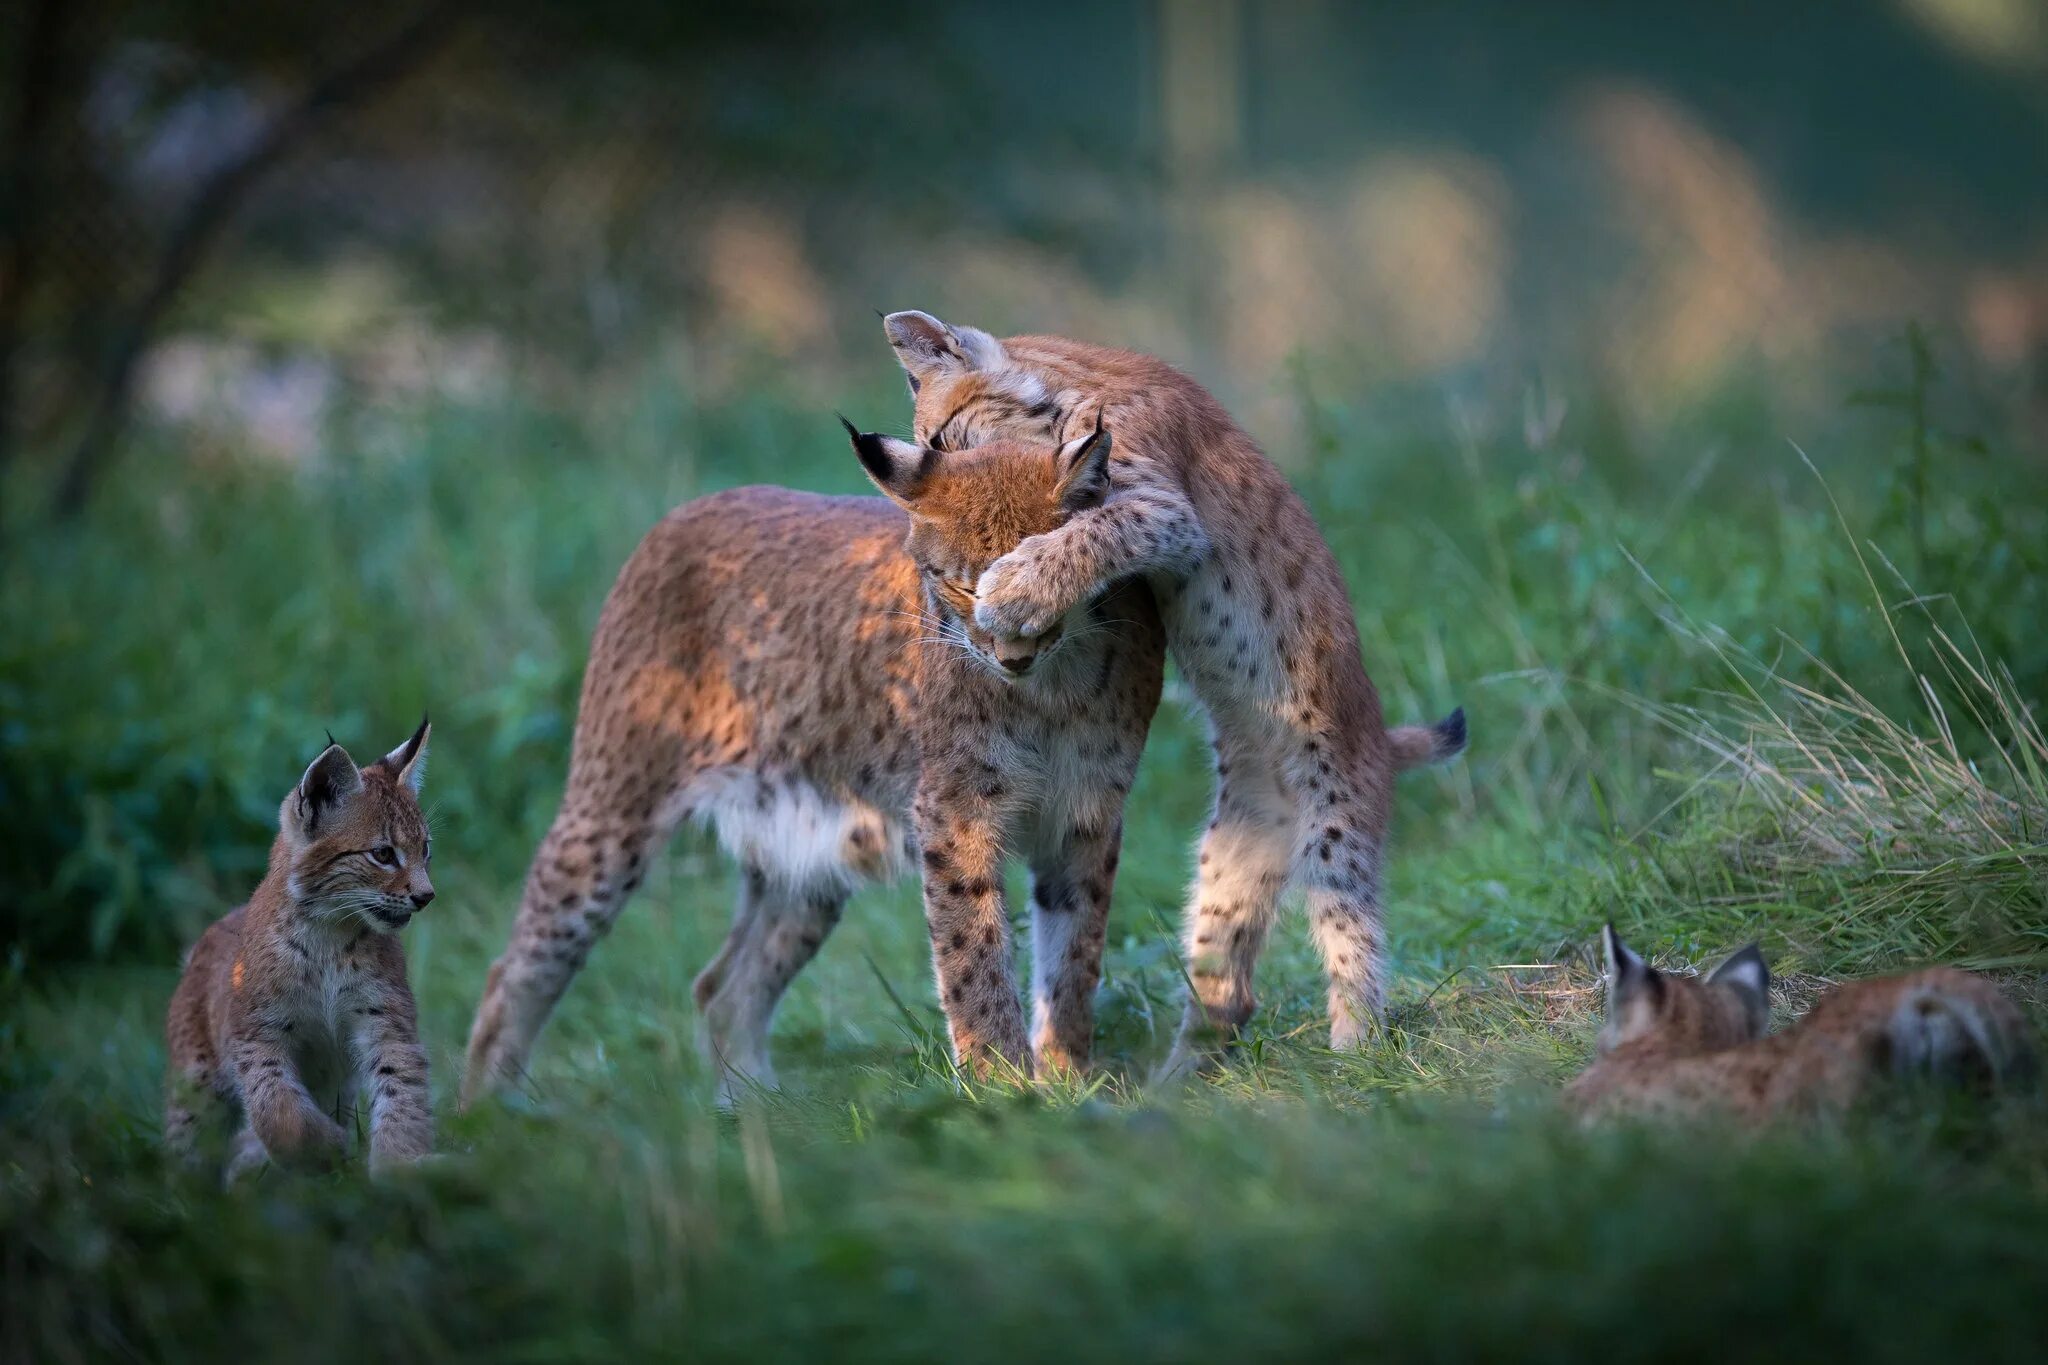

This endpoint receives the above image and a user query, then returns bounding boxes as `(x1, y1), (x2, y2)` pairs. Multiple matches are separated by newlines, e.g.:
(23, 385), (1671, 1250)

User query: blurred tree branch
(51, 1), (466, 517)
(0, 0), (70, 498)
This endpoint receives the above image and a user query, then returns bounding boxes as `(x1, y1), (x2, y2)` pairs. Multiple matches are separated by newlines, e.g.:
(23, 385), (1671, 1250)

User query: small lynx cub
(465, 419), (1167, 1106)
(1569, 924), (2033, 1122)
(165, 720), (436, 1181)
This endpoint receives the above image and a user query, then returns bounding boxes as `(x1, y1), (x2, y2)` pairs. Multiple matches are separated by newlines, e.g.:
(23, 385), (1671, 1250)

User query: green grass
(4, 369), (2047, 1361)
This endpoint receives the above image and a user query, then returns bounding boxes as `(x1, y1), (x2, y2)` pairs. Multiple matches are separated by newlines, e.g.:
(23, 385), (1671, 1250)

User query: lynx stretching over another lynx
(164, 721), (435, 1181)
(1569, 924), (2034, 1122)
(882, 312), (1465, 1073)
(463, 421), (1173, 1105)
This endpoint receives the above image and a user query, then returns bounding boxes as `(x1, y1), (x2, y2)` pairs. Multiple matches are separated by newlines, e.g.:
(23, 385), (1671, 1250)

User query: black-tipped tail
(1388, 706), (1468, 774)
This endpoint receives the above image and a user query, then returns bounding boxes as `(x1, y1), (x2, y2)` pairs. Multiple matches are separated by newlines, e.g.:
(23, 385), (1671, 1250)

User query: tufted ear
(841, 415), (938, 509)
(883, 310), (1006, 387)
(1602, 923), (1662, 1014)
(1597, 922), (1669, 1051)
(296, 742), (364, 837)
(1052, 418), (1112, 512)
(378, 713), (430, 795)
(1705, 942), (1770, 1028)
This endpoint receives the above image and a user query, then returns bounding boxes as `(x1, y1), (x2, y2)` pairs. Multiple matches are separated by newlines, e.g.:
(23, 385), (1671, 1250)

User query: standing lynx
(1569, 925), (2034, 1122)
(882, 312), (1465, 1073)
(164, 721), (436, 1181)
(463, 421), (1168, 1106)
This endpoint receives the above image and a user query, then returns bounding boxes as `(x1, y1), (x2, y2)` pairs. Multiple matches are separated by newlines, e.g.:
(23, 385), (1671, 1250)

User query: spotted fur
(163, 721), (436, 1182)
(461, 425), (1164, 1106)
(1569, 925), (2035, 1122)
(883, 311), (1465, 1073)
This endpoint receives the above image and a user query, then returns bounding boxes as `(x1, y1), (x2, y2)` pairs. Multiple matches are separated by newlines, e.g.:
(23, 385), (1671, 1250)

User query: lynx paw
(974, 543), (1074, 639)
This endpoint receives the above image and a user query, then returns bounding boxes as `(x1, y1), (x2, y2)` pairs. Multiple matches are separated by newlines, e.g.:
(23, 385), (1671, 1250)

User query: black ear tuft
(845, 421), (936, 505)
(390, 711), (430, 770)
(1603, 923), (1651, 985)
(379, 712), (432, 794)
(841, 414), (892, 484)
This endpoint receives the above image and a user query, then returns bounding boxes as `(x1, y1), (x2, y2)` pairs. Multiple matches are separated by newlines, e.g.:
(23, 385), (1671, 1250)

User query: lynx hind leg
(163, 1049), (217, 1160)
(697, 864), (847, 1108)
(164, 976), (230, 1165)
(1027, 823), (1122, 1077)
(1157, 759), (1295, 1083)
(462, 796), (667, 1107)
(691, 872), (765, 1013)
(1294, 781), (1394, 1051)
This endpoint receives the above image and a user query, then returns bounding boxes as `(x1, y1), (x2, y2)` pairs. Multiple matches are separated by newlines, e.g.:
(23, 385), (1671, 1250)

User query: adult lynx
(882, 312), (1465, 1073)
(464, 422), (1168, 1103)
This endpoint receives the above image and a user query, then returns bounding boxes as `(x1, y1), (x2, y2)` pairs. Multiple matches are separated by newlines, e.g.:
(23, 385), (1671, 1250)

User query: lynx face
(883, 311), (1064, 453)
(843, 418), (1113, 680)
(1596, 923), (1770, 1057)
(280, 718), (435, 934)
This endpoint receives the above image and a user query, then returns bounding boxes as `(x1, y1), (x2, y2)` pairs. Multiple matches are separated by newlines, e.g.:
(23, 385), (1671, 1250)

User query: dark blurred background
(5, 0), (2047, 496)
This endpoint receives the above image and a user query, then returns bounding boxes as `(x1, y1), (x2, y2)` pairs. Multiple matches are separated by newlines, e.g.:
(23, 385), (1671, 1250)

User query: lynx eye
(369, 844), (399, 868)
(930, 578), (976, 614)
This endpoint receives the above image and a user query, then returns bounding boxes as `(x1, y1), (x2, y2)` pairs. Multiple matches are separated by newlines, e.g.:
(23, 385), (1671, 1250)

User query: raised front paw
(974, 542), (1075, 639)
(263, 1108), (348, 1173)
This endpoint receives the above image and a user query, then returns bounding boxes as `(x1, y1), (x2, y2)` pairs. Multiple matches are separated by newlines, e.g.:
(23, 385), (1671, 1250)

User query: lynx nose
(1000, 654), (1033, 676)
(411, 889), (436, 910)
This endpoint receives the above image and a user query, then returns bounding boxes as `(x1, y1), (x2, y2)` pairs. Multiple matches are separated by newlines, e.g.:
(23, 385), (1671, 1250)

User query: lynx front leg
(1027, 821), (1123, 1075)
(234, 1030), (347, 1173)
(975, 481), (1208, 640)
(916, 798), (1030, 1080)
(222, 1124), (271, 1186)
(353, 999), (434, 1173)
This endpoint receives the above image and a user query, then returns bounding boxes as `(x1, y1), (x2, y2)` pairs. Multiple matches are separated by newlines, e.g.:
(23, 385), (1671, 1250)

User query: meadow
(4, 355), (2046, 1361)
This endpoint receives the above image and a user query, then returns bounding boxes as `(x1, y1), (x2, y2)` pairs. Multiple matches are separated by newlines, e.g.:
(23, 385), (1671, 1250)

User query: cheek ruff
(369, 904), (413, 931)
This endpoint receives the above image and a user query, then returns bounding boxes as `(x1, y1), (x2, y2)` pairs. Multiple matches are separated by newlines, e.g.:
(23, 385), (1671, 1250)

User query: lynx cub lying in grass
(1569, 924), (2033, 1122)
(464, 420), (1170, 1105)
(164, 721), (435, 1182)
